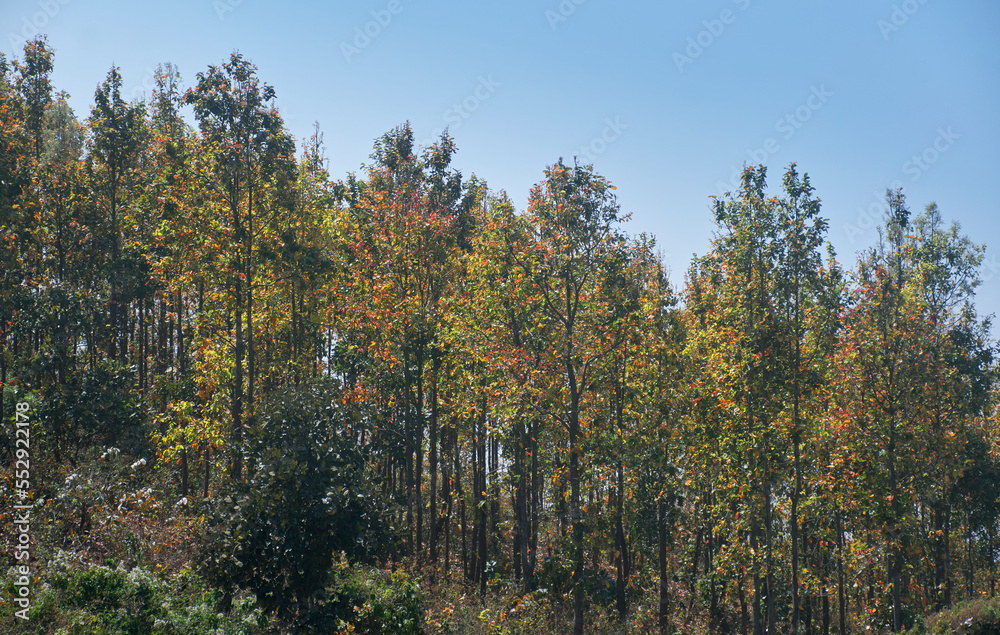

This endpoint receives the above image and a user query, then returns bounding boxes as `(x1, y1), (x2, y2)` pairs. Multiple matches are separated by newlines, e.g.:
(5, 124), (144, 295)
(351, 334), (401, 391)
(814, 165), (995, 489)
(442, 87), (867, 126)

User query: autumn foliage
(1, 37), (998, 635)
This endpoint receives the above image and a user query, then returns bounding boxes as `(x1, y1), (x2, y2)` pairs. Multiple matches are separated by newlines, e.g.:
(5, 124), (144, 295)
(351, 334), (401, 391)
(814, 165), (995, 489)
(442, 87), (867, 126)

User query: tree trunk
(203, 444), (210, 498)
(615, 462), (628, 622)
(429, 354), (440, 569)
(478, 405), (488, 597)
(570, 398), (584, 635)
(458, 432), (467, 580)
(231, 286), (243, 482)
(838, 512), (847, 635)
(415, 354), (425, 560)
(529, 418), (539, 587)
(752, 514), (764, 635)
(659, 496), (670, 635)
(180, 447), (188, 497)
(792, 436), (802, 634)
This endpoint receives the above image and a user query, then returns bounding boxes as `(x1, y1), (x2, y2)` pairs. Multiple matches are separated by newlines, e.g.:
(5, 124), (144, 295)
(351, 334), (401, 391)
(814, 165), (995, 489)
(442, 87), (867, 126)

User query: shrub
(919, 596), (1000, 635)
(199, 378), (395, 629)
(0, 558), (265, 635)
(304, 561), (424, 634)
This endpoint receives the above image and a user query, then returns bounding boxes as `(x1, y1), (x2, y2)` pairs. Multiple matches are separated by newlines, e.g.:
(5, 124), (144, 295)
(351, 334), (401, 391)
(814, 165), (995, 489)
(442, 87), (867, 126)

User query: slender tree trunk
(443, 421), (453, 576)
(139, 297), (146, 390)
(415, 350), (425, 560)
(659, 496), (670, 635)
(765, 482), (775, 635)
(404, 359), (414, 557)
(740, 570), (750, 635)
(490, 433), (501, 567)
(967, 522), (974, 599)
(752, 514), (764, 635)
(413, 352), (424, 560)
(934, 502), (948, 609)
(477, 405), (488, 597)
(429, 354), (440, 568)
(203, 444), (210, 498)
(888, 423), (902, 633)
(180, 447), (188, 497)
(792, 437), (802, 634)
(158, 298), (167, 374)
(615, 462), (628, 622)
(246, 186), (255, 415)
(570, 400), (584, 635)
(529, 418), (539, 586)
(176, 291), (184, 375)
(458, 434), (468, 580)
(231, 286), (244, 482)
(515, 421), (528, 591)
(838, 512), (847, 635)
(823, 581), (831, 635)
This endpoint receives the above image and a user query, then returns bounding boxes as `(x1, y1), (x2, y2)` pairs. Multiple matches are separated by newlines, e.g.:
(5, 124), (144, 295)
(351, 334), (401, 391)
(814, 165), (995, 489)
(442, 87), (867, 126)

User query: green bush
(1, 559), (264, 635)
(303, 561), (424, 634)
(919, 596), (1000, 635)
(199, 378), (396, 628)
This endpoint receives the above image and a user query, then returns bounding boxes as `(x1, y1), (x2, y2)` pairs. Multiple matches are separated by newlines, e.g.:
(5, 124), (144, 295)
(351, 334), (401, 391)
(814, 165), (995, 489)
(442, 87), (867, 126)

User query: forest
(1, 36), (999, 635)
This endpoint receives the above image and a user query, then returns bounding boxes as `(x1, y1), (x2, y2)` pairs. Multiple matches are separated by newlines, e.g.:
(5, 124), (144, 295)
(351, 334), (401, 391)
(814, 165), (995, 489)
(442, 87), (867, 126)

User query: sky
(3, 0), (999, 327)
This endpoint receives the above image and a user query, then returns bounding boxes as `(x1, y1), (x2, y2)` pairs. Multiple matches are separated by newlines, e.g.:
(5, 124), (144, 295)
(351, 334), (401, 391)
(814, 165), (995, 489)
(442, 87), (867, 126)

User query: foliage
(917, 596), (1000, 635)
(0, 35), (997, 635)
(198, 378), (395, 627)
(303, 560), (424, 634)
(0, 557), (264, 635)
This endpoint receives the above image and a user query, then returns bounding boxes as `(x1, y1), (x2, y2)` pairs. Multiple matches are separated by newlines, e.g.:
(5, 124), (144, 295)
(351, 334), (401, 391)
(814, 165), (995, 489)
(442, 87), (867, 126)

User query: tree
(691, 165), (787, 635)
(88, 64), (148, 364)
(184, 52), (295, 482)
(772, 165), (833, 634)
(15, 35), (53, 162)
(519, 159), (634, 634)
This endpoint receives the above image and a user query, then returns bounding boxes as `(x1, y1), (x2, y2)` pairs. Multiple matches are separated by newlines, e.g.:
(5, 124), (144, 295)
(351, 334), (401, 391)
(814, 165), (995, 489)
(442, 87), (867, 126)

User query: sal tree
(518, 159), (637, 635)
(184, 53), (295, 481)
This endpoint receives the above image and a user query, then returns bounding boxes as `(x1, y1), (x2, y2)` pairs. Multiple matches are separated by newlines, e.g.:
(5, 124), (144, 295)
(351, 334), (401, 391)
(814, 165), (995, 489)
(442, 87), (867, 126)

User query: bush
(0, 557), (264, 635)
(199, 378), (396, 629)
(919, 596), (1000, 635)
(303, 561), (424, 634)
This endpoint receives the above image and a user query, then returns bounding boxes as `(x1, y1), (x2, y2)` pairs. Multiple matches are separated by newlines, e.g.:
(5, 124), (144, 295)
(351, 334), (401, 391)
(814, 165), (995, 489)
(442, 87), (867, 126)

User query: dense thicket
(2, 38), (998, 634)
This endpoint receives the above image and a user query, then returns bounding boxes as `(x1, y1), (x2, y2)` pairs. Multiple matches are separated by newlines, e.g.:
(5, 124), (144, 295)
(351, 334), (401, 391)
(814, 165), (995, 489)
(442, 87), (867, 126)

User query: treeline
(1, 36), (999, 635)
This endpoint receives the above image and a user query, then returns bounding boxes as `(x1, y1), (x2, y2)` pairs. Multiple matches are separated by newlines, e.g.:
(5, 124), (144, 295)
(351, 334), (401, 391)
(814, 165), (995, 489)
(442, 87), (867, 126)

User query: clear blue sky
(4, 0), (999, 325)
